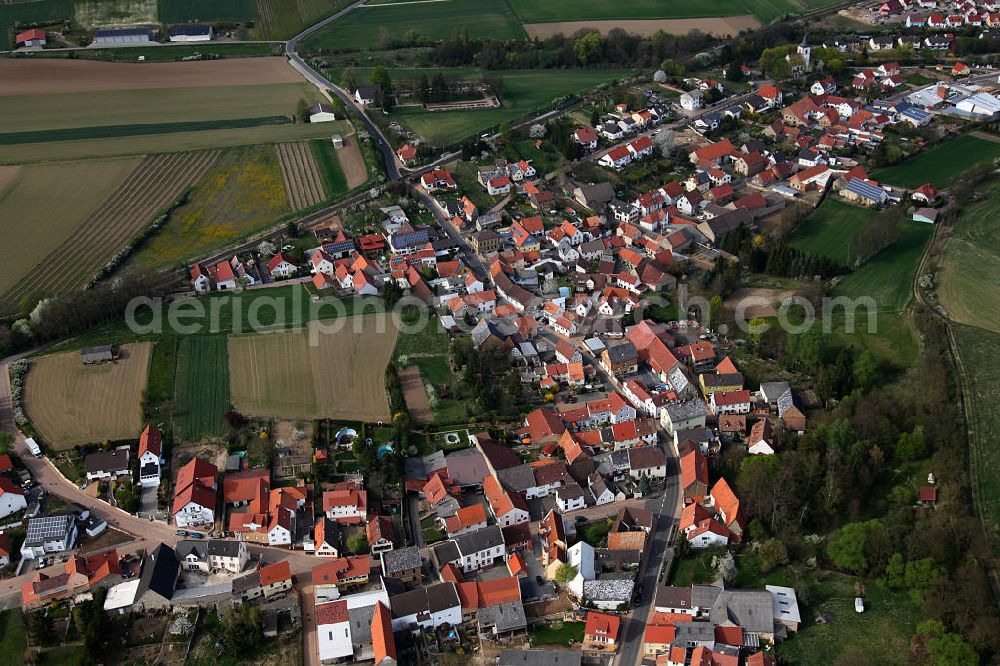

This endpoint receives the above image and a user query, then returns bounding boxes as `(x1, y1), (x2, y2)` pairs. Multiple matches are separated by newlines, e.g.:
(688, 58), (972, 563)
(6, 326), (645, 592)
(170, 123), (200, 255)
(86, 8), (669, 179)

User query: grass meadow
(174, 336), (230, 441)
(130, 145), (289, 268)
(874, 134), (1000, 189)
(832, 221), (932, 312)
(0, 609), (27, 666)
(788, 198), (877, 267)
(938, 180), (1000, 332)
(24, 342), (151, 448)
(343, 67), (631, 144)
(158, 0), (257, 23)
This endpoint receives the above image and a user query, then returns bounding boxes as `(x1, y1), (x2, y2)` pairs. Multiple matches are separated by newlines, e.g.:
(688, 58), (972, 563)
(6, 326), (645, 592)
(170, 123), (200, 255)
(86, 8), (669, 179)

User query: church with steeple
(785, 32), (812, 75)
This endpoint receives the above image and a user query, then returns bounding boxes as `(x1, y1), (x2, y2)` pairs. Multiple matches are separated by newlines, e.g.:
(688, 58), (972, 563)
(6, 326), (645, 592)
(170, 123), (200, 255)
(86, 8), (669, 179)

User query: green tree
(927, 633), (978, 666)
(371, 66), (394, 109)
(347, 532), (369, 555)
(895, 425), (927, 462)
(555, 563), (577, 585)
(826, 521), (870, 573)
(0, 431), (12, 455)
(758, 539), (789, 573)
(574, 32), (604, 65)
(221, 605), (263, 657)
(852, 350), (880, 392)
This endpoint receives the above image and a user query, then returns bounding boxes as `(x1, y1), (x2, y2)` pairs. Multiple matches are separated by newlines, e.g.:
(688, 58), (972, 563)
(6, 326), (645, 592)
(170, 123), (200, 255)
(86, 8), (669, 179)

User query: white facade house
(556, 485), (587, 512)
(138, 425), (164, 488)
(316, 600), (354, 662)
(680, 90), (704, 111)
(389, 583), (463, 632)
(452, 526), (505, 572)
(0, 480), (27, 520)
(173, 500), (214, 528)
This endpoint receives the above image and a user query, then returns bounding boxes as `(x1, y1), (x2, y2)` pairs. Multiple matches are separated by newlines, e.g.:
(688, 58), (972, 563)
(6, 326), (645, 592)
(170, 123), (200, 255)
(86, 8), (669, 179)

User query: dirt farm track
(523, 16), (761, 38)
(0, 57), (302, 96)
(24, 342), (152, 449)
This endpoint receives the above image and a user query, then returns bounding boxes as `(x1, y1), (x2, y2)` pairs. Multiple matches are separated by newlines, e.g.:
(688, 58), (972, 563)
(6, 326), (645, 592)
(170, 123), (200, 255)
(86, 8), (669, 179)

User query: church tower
(797, 33), (811, 71)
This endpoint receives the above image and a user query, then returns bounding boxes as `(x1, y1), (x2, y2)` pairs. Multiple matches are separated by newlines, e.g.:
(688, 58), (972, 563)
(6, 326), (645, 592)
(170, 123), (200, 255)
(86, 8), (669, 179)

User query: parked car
(189, 532), (204, 539)
(175, 530), (188, 537)
(535, 575), (545, 586)
(855, 597), (865, 613)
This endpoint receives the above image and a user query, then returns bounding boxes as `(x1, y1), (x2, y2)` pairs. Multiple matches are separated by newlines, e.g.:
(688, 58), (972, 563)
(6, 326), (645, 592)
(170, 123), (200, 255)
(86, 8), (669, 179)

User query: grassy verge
(788, 199), (876, 267)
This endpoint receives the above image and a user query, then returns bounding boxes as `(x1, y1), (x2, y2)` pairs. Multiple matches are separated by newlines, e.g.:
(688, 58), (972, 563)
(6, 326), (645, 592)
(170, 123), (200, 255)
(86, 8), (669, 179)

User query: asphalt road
(411, 185), (489, 282)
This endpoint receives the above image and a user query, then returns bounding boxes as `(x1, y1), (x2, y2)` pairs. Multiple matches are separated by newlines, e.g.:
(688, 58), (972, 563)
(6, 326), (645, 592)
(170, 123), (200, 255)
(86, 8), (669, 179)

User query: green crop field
(174, 335), (230, 441)
(954, 325), (1000, 543)
(257, 0), (353, 39)
(789, 198), (877, 267)
(507, 0), (737, 21)
(0, 121), (351, 165)
(0, 83), (318, 136)
(339, 67), (631, 144)
(310, 138), (348, 199)
(158, 0), (257, 23)
(938, 181), (1000, 332)
(874, 134), (1000, 189)
(304, 0), (525, 51)
(130, 145), (289, 268)
(832, 221), (932, 311)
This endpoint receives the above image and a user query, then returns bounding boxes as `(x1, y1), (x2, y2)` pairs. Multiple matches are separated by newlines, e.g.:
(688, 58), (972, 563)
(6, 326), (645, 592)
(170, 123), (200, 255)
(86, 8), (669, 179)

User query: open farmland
(335, 134), (369, 188)
(228, 317), (398, 421)
(0, 58), (303, 96)
(276, 142), (326, 210)
(789, 198), (877, 266)
(0, 83), (317, 136)
(0, 59), (319, 146)
(174, 336), (230, 441)
(257, 0), (352, 38)
(158, 0), (257, 23)
(341, 67), (632, 144)
(0, 157), (140, 314)
(130, 145), (290, 268)
(874, 134), (1000, 189)
(304, 0), (525, 51)
(831, 221), (932, 311)
(939, 181), (1000, 331)
(24, 342), (152, 448)
(0, 151), (219, 315)
(74, 0), (158, 27)
(0, 121), (352, 165)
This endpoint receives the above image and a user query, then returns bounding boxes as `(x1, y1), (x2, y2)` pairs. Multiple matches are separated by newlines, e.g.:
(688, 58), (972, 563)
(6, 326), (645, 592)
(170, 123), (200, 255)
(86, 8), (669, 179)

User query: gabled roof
(259, 560), (291, 587)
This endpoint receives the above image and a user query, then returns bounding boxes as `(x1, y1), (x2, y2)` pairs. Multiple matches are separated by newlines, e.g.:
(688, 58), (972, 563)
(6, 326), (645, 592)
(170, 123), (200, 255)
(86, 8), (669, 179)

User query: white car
(855, 597), (865, 613)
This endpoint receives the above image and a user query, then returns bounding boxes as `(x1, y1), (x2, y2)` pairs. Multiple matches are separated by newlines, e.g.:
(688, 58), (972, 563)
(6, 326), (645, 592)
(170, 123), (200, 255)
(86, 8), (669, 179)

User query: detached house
(0, 477), (27, 520)
(138, 425), (164, 488)
(172, 458), (217, 528)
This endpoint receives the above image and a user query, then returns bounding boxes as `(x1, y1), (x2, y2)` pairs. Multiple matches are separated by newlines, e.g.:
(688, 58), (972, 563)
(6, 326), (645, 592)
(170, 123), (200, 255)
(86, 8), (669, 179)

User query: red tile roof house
(172, 458), (218, 528)
(267, 251), (298, 279)
(259, 560), (293, 598)
(396, 144), (418, 165)
(583, 611), (621, 652)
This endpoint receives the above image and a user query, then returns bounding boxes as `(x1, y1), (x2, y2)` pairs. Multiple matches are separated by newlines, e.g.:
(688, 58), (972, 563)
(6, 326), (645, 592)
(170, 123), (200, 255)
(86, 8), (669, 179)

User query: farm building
(169, 25), (213, 42)
(331, 134), (344, 148)
(309, 103), (337, 123)
(15, 29), (46, 47)
(354, 85), (381, 106)
(93, 28), (153, 45)
(81, 345), (115, 365)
